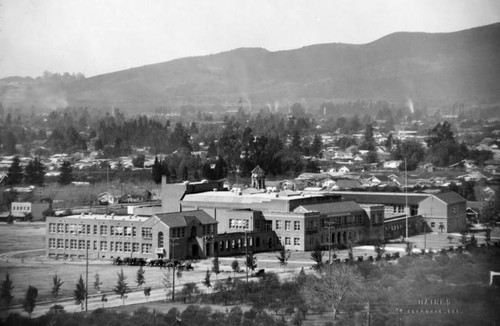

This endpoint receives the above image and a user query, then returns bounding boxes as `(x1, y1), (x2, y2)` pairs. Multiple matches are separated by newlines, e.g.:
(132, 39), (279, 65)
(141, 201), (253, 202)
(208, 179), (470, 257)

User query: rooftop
(56, 213), (149, 222)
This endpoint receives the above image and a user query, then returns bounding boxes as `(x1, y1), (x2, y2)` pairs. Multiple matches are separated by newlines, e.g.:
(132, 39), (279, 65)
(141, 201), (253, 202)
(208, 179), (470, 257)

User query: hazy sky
(1, 0), (499, 78)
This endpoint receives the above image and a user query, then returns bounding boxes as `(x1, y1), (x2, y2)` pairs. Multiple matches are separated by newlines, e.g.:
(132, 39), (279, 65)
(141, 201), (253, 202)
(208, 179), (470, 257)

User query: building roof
(155, 210), (217, 228)
(433, 192), (466, 205)
(56, 213), (149, 222)
(334, 191), (430, 205)
(298, 201), (364, 215)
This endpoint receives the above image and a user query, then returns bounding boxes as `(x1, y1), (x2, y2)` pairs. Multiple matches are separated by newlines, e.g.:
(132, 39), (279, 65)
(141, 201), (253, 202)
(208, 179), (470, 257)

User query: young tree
(144, 286), (151, 302)
(93, 272), (102, 292)
(310, 245), (324, 270)
(51, 274), (64, 298)
(6, 156), (23, 185)
(114, 269), (130, 306)
(73, 275), (86, 311)
(277, 247), (291, 271)
(245, 253), (258, 273)
(23, 286), (38, 318)
(57, 161), (73, 185)
(135, 266), (146, 288)
(211, 257), (221, 279)
(231, 259), (240, 278)
(203, 269), (212, 289)
(0, 273), (14, 307)
(301, 264), (360, 320)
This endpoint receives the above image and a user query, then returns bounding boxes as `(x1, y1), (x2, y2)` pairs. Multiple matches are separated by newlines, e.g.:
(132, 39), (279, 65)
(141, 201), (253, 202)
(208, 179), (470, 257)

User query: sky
(1, 0), (499, 78)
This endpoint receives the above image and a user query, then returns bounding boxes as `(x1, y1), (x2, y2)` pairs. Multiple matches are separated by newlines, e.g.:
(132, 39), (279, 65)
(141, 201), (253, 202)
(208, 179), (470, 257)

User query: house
(97, 192), (120, 205)
(338, 166), (350, 174)
(382, 160), (402, 170)
(11, 200), (52, 221)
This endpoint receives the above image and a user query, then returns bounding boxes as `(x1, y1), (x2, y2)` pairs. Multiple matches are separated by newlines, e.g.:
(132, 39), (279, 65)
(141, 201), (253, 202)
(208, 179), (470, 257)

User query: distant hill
(2, 23), (500, 111)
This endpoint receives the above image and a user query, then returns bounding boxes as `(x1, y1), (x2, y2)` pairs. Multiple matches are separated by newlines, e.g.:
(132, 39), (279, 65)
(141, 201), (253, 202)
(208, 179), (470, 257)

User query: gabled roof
(433, 192), (466, 205)
(251, 165), (265, 176)
(155, 210), (218, 228)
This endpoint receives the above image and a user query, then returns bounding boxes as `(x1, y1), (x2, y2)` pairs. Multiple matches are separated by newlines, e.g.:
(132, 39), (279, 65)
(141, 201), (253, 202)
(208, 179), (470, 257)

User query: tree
(135, 266), (146, 288)
(24, 157), (44, 186)
(144, 287), (151, 302)
(93, 272), (102, 292)
(6, 156), (23, 185)
(212, 257), (221, 279)
(73, 275), (86, 311)
(180, 282), (200, 303)
(310, 245), (324, 269)
(58, 161), (73, 185)
(231, 260), (240, 278)
(182, 165), (189, 181)
(277, 247), (291, 271)
(51, 274), (64, 298)
(152, 156), (162, 184)
(0, 273), (14, 307)
(203, 269), (212, 288)
(23, 286), (38, 317)
(114, 269), (130, 306)
(132, 153), (145, 168)
(245, 253), (258, 273)
(301, 264), (360, 320)
(310, 134), (323, 158)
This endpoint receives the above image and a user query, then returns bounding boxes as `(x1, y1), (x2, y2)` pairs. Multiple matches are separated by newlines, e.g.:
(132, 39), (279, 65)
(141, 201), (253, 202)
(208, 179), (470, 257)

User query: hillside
(2, 23), (500, 111)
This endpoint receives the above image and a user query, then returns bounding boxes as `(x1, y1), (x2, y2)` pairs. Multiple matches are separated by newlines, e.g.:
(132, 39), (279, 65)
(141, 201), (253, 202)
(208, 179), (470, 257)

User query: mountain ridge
(2, 23), (500, 111)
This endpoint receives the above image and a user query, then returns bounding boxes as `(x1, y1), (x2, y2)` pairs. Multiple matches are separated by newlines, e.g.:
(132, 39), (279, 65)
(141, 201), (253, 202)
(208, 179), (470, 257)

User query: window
(278, 237), (282, 244)
(49, 223), (56, 233)
(57, 224), (64, 233)
(115, 226), (123, 236)
(294, 221), (300, 231)
(229, 219), (249, 229)
(181, 228), (185, 237)
(86, 225), (91, 235)
(285, 237), (291, 245)
(124, 243), (131, 252)
(141, 243), (152, 253)
(132, 243), (140, 253)
(93, 225), (98, 235)
(294, 238), (300, 246)
(431, 222), (436, 227)
(100, 241), (107, 251)
(93, 241), (98, 250)
(142, 228), (152, 239)
(100, 225), (108, 236)
(285, 221), (291, 231)
(57, 239), (64, 249)
(110, 242), (115, 251)
(49, 238), (56, 248)
(158, 232), (164, 248)
(124, 226), (132, 236)
(132, 227), (137, 237)
(78, 240), (85, 250)
(115, 242), (123, 251)
(276, 220), (282, 229)
(110, 226), (115, 236)
(70, 239), (77, 249)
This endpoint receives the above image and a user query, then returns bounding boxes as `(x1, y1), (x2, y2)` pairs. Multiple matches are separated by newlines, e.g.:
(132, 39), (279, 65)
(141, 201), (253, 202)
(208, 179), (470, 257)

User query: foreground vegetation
(2, 244), (499, 326)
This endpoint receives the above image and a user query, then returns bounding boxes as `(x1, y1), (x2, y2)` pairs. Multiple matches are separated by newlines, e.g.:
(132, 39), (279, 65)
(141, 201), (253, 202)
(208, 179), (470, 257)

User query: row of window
(12, 206), (30, 211)
(320, 215), (364, 228)
(48, 238), (152, 253)
(49, 223), (153, 239)
(278, 237), (301, 246)
(229, 219), (250, 229)
(275, 220), (301, 231)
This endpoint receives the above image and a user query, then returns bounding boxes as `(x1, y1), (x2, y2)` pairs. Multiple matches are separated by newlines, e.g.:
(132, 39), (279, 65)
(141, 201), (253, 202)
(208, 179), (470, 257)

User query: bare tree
(51, 274), (64, 298)
(301, 264), (360, 320)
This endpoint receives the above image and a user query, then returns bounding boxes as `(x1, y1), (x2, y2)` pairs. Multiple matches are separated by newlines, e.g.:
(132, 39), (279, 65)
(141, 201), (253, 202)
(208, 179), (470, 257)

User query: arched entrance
(192, 244), (199, 258)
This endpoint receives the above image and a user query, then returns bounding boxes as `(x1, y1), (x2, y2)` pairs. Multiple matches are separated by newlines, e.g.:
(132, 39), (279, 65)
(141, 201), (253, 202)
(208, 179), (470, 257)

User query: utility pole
(170, 238), (179, 302)
(324, 220), (335, 263)
(244, 231), (249, 283)
(405, 158), (409, 240)
(85, 241), (89, 311)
